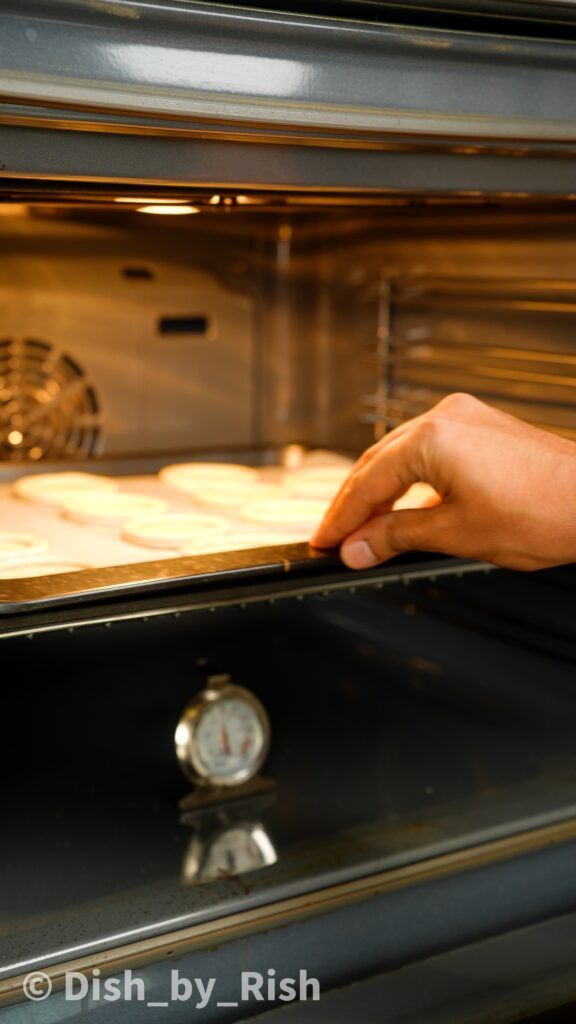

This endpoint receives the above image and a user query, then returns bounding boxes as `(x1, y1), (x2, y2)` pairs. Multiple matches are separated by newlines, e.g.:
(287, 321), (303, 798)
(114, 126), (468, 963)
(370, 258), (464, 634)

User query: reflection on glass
(182, 820), (278, 885)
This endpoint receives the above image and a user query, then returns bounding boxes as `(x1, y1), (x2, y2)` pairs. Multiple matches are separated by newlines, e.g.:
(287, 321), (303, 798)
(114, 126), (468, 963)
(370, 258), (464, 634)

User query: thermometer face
(195, 699), (265, 782)
(175, 683), (271, 787)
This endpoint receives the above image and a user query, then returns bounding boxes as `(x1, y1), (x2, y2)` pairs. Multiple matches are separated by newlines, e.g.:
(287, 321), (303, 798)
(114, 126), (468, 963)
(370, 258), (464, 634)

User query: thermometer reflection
(182, 820), (278, 885)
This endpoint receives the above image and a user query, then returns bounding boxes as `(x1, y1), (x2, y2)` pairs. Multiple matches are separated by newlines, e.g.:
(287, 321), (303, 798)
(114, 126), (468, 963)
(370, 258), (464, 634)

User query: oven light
(7, 430), (23, 446)
(137, 205), (200, 216)
(114, 197), (189, 204)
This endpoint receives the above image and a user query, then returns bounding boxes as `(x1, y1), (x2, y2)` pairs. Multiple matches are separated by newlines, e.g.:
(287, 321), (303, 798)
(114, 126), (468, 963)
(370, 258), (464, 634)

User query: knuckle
(436, 392), (479, 414)
(384, 531), (402, 557)
(413, 417), (449, 450)
(382, 515), (407, 555)
(356, 444), (379, 469)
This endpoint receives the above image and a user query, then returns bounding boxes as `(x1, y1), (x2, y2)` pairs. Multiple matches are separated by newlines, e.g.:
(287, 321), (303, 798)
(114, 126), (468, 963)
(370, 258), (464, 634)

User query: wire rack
(361, 276), (576, 441)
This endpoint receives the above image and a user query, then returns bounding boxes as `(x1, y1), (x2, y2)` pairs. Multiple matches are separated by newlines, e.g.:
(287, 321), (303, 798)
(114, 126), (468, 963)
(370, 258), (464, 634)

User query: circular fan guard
(0, 337), (102, 461)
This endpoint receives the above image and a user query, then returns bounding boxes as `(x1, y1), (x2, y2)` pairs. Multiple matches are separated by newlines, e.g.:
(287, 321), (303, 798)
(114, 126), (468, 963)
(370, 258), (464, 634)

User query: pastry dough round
(122, 513), (230, 549)
(283, 465), (350, 500)
(392, 482), (441, 511)
(0, 532), (48, 560)
(240, 498), (328, 531)
(282, 446), (354, 471)
(160, 462), (257, 493)
(301, 450), (355, 469)
(0, 558), (91, 579)
(182, 532), (303, 555)
(13, 471), (117, 507)
(62, 492), (168, 527)
(192, 482), (288, 510)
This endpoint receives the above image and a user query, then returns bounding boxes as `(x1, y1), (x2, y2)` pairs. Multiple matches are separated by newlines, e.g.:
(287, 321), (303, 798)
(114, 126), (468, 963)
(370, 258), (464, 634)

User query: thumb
(340, 506), (454, 569)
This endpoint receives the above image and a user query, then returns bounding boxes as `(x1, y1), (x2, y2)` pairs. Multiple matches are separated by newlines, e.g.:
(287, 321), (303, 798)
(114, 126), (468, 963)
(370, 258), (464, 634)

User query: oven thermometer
(175, 676), (271, 789)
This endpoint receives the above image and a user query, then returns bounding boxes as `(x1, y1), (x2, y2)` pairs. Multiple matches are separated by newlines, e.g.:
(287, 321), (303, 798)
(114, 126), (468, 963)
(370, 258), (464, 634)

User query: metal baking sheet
(0, 471), (310, 569)
(0, 469), (317, 608)
(0, 468), (488, 625)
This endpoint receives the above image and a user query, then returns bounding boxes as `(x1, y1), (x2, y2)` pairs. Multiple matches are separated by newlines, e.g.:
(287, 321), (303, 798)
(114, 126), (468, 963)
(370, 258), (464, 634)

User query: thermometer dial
(175, 681), (270, 788)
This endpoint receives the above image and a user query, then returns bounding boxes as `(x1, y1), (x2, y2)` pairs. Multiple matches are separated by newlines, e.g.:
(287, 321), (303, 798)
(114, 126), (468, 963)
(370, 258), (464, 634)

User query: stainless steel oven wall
(0, 211), (257, 458)
(290, 206), (576, 441)
(0, 205), (386, 462)
(256, 216), (377, 454)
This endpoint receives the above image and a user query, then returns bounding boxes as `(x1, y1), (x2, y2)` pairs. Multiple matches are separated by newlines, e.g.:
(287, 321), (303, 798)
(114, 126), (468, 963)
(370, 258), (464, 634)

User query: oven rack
(361, 275), (576, 439)
(391, 276), (576, 301)
(0, 549), (493, 640)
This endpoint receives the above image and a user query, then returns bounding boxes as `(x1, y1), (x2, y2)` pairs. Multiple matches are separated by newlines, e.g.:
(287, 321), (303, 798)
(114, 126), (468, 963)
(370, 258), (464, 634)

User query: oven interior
(1, 189), (575, 462)
(1, 188), (576, 997)
(0, 188), (575, 620)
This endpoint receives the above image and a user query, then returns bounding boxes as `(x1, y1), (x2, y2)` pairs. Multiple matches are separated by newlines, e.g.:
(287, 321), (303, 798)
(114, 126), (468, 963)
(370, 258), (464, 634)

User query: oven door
(1, 566), (576, 1022)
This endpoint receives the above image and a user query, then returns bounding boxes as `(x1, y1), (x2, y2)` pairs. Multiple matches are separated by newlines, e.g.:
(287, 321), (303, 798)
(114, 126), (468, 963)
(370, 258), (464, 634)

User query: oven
(1, 3), (576, 1022)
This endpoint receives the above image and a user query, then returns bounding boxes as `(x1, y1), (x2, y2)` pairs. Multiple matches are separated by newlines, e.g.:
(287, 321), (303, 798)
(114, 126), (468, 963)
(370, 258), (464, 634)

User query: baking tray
(0, 546), (491, 640)
(0, 464), (490, 632)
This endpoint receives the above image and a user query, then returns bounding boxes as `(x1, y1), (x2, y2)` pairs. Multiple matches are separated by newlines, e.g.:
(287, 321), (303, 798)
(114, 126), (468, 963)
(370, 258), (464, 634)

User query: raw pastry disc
(0, 558), (91, 579)
(182, 532), (305, 555)
(122, 513), (230, 549)
(62, 492), (168, 527)
(191, 482), (288, 510)
(0, 532), (48, 560)
(13, 471), (117, 507)
(240, 499), (328, 532)
(392, 482), (442, 511)
(284, 465), (351, 500)
(301, 450), (355, 469)
(160, 463), (257, 493)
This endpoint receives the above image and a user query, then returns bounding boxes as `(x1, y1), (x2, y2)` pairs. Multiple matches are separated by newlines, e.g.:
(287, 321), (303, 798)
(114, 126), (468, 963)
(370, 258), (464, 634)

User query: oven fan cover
(0, 337), (102, 460)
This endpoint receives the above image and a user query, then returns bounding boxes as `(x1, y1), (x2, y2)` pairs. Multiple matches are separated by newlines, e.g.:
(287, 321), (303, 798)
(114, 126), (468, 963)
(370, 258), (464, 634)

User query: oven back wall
(0, 213), (256, 458)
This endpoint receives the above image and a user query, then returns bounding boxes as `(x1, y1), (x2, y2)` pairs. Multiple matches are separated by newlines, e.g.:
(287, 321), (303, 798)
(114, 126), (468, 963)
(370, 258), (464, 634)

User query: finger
(312, 426), (432, 548)
(323, 427), (411, 509)
(348, 412), (430, 472)
(338, 395), (489, 496)
(314, 394), (504, 550)
(313, 399), (479, 547)
(340, 505), (455, 569)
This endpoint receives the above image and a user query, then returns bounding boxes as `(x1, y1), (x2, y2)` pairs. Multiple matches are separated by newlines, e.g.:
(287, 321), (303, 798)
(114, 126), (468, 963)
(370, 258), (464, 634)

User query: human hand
(311, 393), (576, 571)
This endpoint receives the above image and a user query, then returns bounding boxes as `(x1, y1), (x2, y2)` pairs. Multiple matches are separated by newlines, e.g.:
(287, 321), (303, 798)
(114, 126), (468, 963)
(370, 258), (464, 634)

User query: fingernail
(341, 539), (378, 569)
